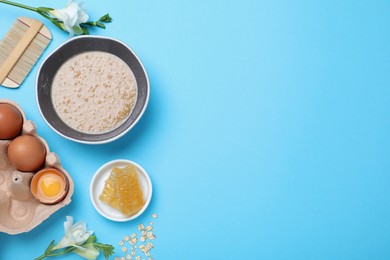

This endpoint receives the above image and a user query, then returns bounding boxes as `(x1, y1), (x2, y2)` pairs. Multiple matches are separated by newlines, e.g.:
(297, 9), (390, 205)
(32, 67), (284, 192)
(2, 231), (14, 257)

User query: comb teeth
(0, 17), (51, 88)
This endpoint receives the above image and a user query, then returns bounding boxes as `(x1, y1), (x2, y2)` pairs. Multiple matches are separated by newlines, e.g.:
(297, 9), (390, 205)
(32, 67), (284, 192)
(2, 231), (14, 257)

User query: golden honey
(100, 165), (145, 216)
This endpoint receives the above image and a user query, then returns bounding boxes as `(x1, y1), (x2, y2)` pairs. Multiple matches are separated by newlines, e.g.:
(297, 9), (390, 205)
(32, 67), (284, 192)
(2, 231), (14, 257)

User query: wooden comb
(0, 17), (51, 88)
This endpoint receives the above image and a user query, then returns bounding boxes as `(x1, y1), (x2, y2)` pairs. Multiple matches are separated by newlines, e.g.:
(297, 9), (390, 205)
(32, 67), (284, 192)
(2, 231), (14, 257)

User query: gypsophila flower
(0, 0), (112, 36)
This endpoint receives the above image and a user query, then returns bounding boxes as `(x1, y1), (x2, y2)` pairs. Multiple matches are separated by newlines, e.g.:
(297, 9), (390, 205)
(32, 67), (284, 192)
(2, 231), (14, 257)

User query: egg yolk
(39, 174), (63, 197)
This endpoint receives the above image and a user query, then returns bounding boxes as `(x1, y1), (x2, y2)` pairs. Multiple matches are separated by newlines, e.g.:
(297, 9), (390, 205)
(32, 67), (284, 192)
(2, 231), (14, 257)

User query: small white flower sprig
(34, 216), (114, 260)
(0, 0), (112, 36)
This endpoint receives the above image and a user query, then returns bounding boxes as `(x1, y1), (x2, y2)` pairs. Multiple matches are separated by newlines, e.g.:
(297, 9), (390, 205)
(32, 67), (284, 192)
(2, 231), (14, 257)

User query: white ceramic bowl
(90, 159), (152, 222)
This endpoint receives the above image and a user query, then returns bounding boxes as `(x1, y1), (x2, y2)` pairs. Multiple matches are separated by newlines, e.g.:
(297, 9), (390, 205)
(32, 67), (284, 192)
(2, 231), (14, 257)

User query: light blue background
(1, 0), (390, 259)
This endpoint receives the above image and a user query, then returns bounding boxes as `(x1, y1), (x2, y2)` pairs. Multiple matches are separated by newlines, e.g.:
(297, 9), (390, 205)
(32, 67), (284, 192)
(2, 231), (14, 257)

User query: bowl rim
(35, 35), (150, 145)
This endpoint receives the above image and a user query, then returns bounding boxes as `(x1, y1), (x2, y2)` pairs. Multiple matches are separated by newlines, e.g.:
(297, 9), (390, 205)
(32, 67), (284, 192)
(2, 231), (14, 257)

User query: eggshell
(30, 168), (69, 205)
(0, 103), (23, 140)
(7, 135), (46, 172)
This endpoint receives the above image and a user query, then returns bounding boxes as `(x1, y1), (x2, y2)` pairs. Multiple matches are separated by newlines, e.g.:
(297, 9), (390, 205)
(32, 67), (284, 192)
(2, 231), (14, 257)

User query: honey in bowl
(30, 168), (69, 205)
(99, 165), (145, 216)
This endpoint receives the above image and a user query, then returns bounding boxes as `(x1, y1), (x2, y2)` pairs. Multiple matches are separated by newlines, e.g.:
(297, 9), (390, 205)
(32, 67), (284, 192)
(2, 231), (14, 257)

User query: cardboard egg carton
(0, 99), (74, 235)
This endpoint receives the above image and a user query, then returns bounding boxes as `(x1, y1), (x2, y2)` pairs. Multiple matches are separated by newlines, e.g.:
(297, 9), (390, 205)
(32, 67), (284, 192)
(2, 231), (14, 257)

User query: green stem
(34, 255), (46, 260)
(37, 10), (54, 21)
(0, 0), (37, 12)
(34, 247), (75, 260)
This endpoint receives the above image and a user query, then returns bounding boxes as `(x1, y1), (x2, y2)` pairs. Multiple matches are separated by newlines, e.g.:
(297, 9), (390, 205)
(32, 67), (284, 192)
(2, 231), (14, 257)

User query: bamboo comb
(0, 17), (51, 88)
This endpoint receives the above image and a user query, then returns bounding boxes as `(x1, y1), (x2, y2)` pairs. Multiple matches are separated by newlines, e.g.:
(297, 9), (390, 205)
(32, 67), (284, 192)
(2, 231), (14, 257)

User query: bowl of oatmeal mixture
(36, 36), (149, 144)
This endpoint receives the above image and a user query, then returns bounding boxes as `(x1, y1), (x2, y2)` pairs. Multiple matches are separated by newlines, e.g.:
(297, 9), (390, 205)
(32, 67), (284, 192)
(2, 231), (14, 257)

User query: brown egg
(30, 168), (69, 204)
(7, 135), (46, 172)
(0, 103), (23, 139)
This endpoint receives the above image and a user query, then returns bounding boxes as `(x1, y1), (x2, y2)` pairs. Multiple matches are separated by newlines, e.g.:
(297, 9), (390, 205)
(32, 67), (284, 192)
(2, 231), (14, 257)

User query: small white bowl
(90, 159), (152, 222)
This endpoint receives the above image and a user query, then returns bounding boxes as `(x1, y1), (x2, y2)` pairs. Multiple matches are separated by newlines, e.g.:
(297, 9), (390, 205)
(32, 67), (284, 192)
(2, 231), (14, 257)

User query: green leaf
(99, 13), (112, 23)
(80, 25), (90, 35)
(85, 235), (97, 244)
(96, 22), (106, 29)
(45, 240), (56, 254)
(73, 25), (85, 35)
(93, 242), (115, 259)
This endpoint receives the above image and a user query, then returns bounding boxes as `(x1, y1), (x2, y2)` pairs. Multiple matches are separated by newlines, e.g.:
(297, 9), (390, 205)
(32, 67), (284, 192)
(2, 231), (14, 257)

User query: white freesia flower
(34, 216), (113, 260)
(53, 216), (94, 250)
(1, 0), (112, 36)
(50, 0), (89, 36)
